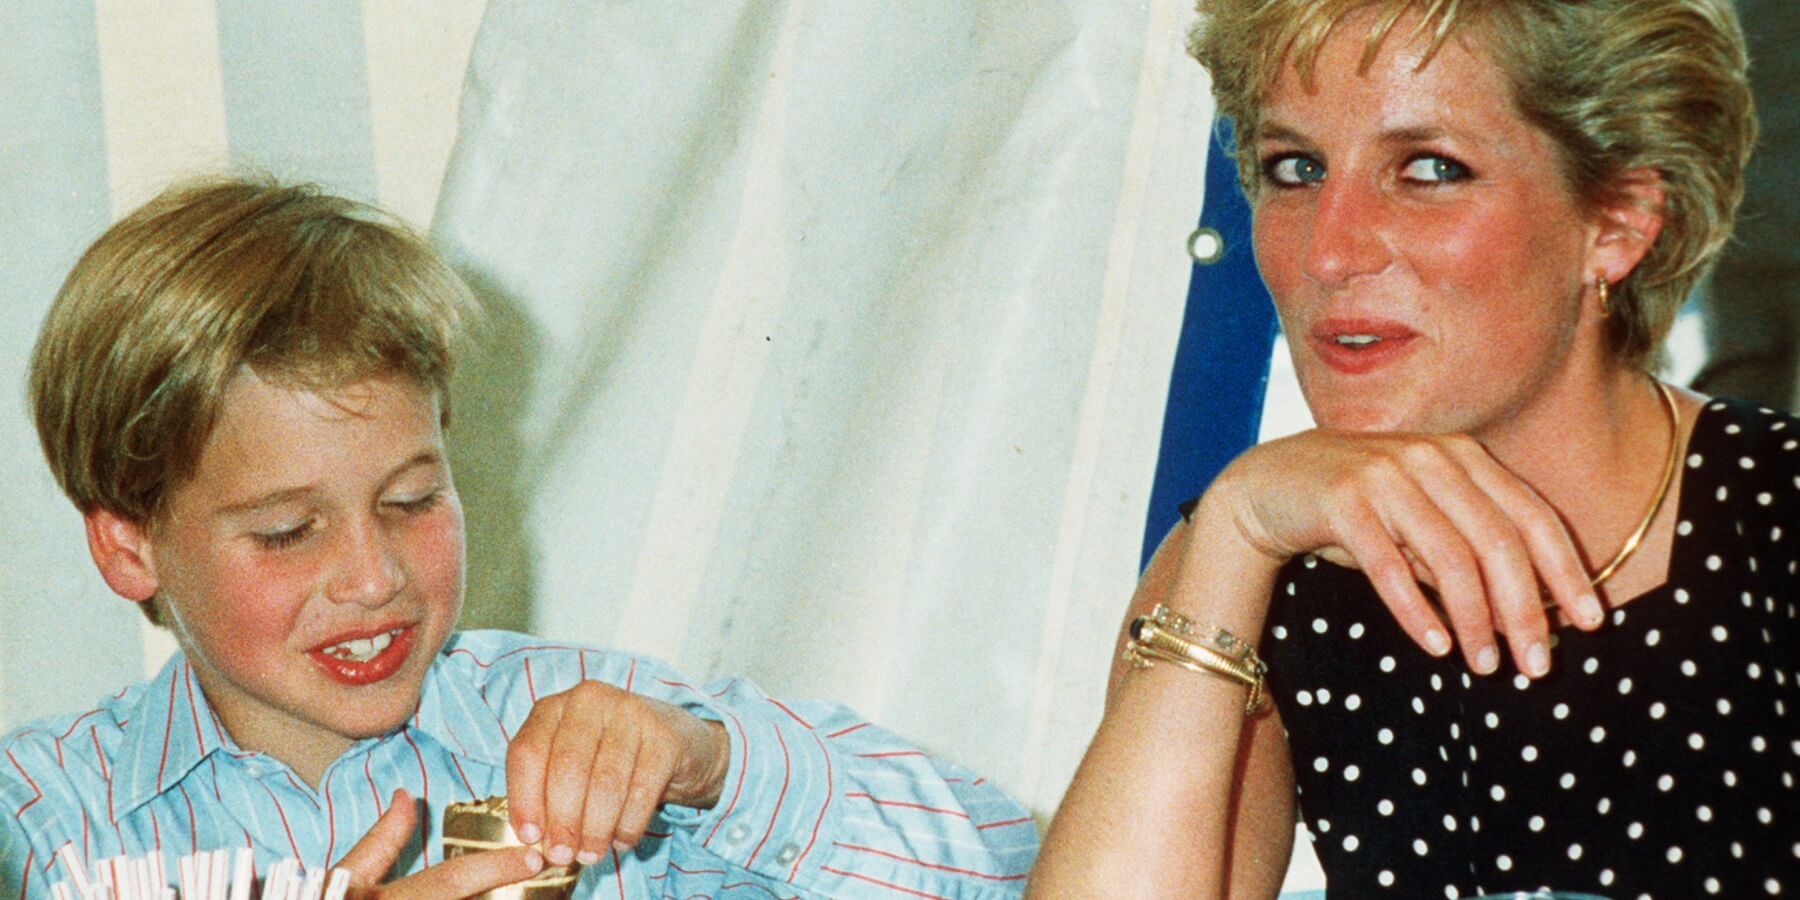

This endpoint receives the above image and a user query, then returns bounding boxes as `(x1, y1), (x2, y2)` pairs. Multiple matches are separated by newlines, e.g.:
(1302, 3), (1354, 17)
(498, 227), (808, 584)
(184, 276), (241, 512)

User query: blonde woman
(1033, 0), (1790, 896)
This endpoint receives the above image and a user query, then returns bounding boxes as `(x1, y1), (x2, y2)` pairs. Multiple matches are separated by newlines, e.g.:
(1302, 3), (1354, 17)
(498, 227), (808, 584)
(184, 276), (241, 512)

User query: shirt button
(774, 843), (800, 865)
(724, 822), (751, 844)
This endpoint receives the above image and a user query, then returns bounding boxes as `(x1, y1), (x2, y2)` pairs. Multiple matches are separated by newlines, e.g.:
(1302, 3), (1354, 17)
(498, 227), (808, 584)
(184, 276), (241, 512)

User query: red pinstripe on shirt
(256, 780), (302, 861)
(819, 866), (949, 899)
(844, 793), (969, 819)
(701, 708), (750, 848)
(824, 722), (868, 740)
(524, 657), (539, 703)
(974, 815), (1031, 830)
(403, 728), (433, 866)
(830, 843), (1026, 881)
(5, 751), (41, 816)
(323, 771), (339, 866)
(765, 700), (812, 730)
(788, 731), (833, 882)
(745, 725), (791, 867)
(154, 672), (180, 792)
(15, 847), (29, 900)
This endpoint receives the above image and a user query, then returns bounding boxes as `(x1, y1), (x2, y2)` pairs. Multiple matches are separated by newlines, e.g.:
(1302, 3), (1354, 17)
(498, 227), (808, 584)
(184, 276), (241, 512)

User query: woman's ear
(1588, 167), (1666, 282)
(84, 508), (161, 604)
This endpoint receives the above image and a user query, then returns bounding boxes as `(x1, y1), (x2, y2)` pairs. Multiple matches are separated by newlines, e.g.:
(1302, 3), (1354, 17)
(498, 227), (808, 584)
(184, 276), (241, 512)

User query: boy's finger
(506, 699), (567, 845)
(385, 846), (544, 900)
(336, 790), (417, 886)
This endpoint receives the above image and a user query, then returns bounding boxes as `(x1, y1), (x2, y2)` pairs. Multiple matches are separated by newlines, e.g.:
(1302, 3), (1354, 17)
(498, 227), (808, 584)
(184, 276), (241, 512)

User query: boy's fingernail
(1527, 642), (1551, 677)
(1475, 646), (1499, 674)
(517, 823), (541, 845)
(547, 844), (574, 866)
(523, 849), (544, 872)
(613, 839), (633, 855)
(576, 849), (601, 865)
(1425, 629), (1451, 656)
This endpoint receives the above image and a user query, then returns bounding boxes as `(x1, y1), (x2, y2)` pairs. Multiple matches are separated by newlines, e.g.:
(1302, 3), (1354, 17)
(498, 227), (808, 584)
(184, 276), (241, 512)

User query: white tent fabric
(432, 0), (1213, 816)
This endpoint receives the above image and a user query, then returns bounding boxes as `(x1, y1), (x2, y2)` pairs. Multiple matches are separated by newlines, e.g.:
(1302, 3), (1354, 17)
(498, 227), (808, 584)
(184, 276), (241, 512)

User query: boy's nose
(326, 523), (407, 607)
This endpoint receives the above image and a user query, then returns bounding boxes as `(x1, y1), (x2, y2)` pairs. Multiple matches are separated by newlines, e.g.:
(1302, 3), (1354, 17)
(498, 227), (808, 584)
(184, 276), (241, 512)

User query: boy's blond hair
(29, 177), (475, 625)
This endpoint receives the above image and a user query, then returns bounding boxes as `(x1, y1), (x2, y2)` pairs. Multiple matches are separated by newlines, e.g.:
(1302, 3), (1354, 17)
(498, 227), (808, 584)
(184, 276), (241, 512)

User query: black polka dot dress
(1260, 399), (1799, 899)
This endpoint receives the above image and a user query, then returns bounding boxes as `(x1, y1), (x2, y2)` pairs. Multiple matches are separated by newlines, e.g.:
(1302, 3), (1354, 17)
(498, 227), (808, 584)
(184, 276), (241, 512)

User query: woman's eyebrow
(1257, 123), (1315, 147)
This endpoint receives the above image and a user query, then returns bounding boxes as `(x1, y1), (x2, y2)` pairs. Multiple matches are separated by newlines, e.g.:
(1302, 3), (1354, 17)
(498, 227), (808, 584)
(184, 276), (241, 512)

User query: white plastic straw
(228, 849), (255, 900)
(321, 869), (351, 900)
(57, 844), (95, 900)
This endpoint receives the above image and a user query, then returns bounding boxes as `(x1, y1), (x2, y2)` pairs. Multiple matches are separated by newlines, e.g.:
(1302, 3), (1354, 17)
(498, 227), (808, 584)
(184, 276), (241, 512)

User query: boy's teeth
(1335, 334), (1380, 346)
(323, 629), (399, 663)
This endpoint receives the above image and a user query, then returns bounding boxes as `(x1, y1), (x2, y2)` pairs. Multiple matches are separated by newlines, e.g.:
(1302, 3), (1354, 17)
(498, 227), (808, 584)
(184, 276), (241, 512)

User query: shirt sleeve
(642, 671), (1038, 900)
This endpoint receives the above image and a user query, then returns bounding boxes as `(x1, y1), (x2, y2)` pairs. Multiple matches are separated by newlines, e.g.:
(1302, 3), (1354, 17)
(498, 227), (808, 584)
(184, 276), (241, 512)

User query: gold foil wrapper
(442, 797), (582, 900)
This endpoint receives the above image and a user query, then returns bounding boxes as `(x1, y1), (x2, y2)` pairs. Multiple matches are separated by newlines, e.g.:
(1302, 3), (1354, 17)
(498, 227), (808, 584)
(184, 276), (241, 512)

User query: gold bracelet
(1122, 604), (1267, 715)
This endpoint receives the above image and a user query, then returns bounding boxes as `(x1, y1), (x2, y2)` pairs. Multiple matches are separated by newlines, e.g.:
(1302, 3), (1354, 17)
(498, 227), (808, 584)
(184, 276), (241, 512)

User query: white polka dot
(1618, 677), (1633, 695)
(1717, 486), (1729, 502)
(1553, 703), (1570, 720)
(1683, 660), (1699, 677)
(1345, 693), (1361, 711)
(1449, 722), (1460, 739)
(1658, 773), (1676, 791)
(1442, 814), (1457, 832)
(1754, 736), (1769, 753)
(1378, 728), (1394, 745)
(1628, 822), (1645, 839)
(1485, 712), (1500, 729)
(1769, 879), (1784, 897)
(1412, 768), (1428, 786)
(1412, 696), (1426, 714)
(1378, 799), (1395, 816)
(1623, 749), (1638, 767)
(1651, 702), (1668, 719)
(1697, 805), (1713, 822)
(1521, 745), (1538, 762)
(1601, 870), (1616, 887)
(1315, 818), (1330, 833)
(1584, 656), (1600, 674)
(1675, 587), (1691, 603)
(1713, 625), (1729, 642)
(1430, 674), (1443, 692)
(1597, 797), (1612, 815)
(1707, 877), (1722, 894)
(1272, 625), (1288, 640)
(1559, 772), (1576, 790)
(1413, 838), (1429, 856)
(1708, 555), (1724, 571)
(1313, 756), (1329, 773)
(1316, 688), (1332, 704)
(1567, 843), (1582, 861)
(1349, 622), (1365, 639)
(1489, 785), (1506, 802)
(1496, 854), (1512, 871)
(1688, 453), (1704, 468)
(1344, 765), (1361, 782)
(1717, 698), (1732, 715)
(1760, 492), (1774, 506)
(1734, 841), (1746, 858)
(1645, 629), (1661, 646)
(1443, 886), (1458, 900)
(1379, 871), (1395, 887)
(1749, 661), (1764, 679)
(1312, 617), (1328, 634)
(1667, 845), (1684, 863)
(1512, 673), (1530, 690)
(1528, 815), (1544, 832)
(1689, 733), (1706, 751)
(1759, 807), (1774, 824)
(1296, 690), (1314, 706)
(1726, 770), (1739, 787)
(1380, 656), (1396, 673)
(1590, 725), (1607, 743)
(1342, 834), (1359, 852)
(1741, 455), (1756, 469)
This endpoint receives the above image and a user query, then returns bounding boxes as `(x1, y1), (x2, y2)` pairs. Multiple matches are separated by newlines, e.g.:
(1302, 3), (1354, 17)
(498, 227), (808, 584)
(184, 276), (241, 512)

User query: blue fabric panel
(1140, 122), (1280, 568)
(217, 0), (380, 201)
(0, 0), (150, 721)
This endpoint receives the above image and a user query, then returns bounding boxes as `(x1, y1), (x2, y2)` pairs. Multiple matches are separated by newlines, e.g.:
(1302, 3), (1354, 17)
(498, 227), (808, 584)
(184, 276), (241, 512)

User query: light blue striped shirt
(1, 630), (1036, 898)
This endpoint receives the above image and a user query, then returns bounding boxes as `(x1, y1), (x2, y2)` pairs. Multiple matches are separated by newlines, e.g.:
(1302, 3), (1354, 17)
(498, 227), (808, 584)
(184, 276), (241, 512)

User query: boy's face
(132, 371), (464, 769)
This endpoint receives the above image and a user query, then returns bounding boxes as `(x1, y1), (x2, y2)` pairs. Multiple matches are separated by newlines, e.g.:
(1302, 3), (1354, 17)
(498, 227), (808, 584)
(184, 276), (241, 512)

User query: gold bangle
(1122, 604), (1267, 714)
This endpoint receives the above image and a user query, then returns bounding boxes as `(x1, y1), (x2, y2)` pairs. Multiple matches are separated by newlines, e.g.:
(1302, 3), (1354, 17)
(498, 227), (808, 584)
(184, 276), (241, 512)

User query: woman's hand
(335, 790), (544, 899)
(1205, 428), (1607, 676)
(505, 681), (731, 867)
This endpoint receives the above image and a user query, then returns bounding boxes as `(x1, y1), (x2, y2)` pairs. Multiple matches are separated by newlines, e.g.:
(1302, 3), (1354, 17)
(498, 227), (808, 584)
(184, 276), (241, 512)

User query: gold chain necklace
(1587, 379), (1681, 589)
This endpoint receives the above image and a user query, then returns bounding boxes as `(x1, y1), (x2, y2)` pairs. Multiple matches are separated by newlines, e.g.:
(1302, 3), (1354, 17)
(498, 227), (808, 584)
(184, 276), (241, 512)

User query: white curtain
(433, 0), (1214, 816)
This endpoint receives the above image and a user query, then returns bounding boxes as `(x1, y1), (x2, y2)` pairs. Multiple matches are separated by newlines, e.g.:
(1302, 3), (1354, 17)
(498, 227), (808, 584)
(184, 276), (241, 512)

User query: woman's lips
(1308, 319), (1419, 375)
(307, 624), (418, 686)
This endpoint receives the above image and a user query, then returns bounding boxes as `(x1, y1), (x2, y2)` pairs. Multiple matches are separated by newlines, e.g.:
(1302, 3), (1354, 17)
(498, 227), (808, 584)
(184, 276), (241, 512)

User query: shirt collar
(112, 653), (236, 817)
(409, 650), (512, 769)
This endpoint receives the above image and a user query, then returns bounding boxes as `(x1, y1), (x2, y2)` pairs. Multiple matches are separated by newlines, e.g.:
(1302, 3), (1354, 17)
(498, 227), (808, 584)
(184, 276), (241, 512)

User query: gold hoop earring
(1597, 276), (1612, 317)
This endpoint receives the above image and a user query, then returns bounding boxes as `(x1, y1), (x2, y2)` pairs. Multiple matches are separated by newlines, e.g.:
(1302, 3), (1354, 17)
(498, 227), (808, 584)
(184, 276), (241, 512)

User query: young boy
(0, 179), (1037, 898)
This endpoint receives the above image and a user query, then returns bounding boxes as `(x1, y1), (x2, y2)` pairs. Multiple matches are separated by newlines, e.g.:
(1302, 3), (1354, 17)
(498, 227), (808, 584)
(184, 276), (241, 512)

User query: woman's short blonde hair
(30, 177), (474, 620)
(1191, 0), (1757, 367)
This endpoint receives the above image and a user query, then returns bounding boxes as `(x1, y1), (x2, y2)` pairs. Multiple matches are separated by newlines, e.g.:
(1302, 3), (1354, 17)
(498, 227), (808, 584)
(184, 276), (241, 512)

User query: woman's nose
(325, 520), (406, 608)
(1301, 178), (1391, 287)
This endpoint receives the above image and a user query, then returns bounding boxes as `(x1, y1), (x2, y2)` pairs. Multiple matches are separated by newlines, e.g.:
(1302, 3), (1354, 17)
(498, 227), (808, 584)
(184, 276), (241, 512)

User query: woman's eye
(1401, 155), (1471, 183)
(253, 521), (313, 550)
(1264, 154), (1326, 187)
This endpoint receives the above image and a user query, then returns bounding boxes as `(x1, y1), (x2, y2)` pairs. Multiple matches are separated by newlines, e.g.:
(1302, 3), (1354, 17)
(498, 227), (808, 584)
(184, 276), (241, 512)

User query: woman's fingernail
(1578, 593), (1604, 625)
(547, 844), (574, 866)
(1475, 645), (1499, 674)
(517, 823), (541, 845)
(523, 849), (544, 872)
(576, 849), (601, 865)
(1527, 642), (1551, 677)
(1425, 629), (1452, 656)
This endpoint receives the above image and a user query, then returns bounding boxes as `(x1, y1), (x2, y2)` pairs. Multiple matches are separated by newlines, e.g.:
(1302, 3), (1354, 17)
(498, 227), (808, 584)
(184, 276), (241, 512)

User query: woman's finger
(1327, 491), (1453, 658)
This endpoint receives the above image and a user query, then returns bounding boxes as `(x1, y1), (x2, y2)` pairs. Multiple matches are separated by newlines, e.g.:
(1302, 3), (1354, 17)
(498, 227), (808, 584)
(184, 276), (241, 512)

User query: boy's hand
(506, 680), (730, 866)
(337, 790), (544, 899)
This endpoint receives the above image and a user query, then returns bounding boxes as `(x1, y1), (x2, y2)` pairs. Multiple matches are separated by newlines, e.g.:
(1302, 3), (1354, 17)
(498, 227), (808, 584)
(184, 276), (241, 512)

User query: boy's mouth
(308, 624), (418, 686)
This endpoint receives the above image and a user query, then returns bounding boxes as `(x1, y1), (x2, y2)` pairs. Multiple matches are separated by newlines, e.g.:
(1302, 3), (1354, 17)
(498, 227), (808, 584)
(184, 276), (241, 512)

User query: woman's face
(1252, 19), (1606, 437)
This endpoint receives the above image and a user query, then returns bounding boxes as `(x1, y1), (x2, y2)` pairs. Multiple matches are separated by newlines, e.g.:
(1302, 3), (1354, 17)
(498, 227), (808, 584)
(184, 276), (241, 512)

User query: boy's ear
(83, 508), (161, 604)
(1587, 167), (1666, 283)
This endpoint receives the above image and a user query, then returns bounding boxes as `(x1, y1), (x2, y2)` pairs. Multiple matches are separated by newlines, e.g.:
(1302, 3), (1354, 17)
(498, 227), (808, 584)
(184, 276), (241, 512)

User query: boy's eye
(385, 490), (444, 515)
(1263, 154), (1327, 187)
(253, 520), (314, 550)
(1400, 154), (1472, 183)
